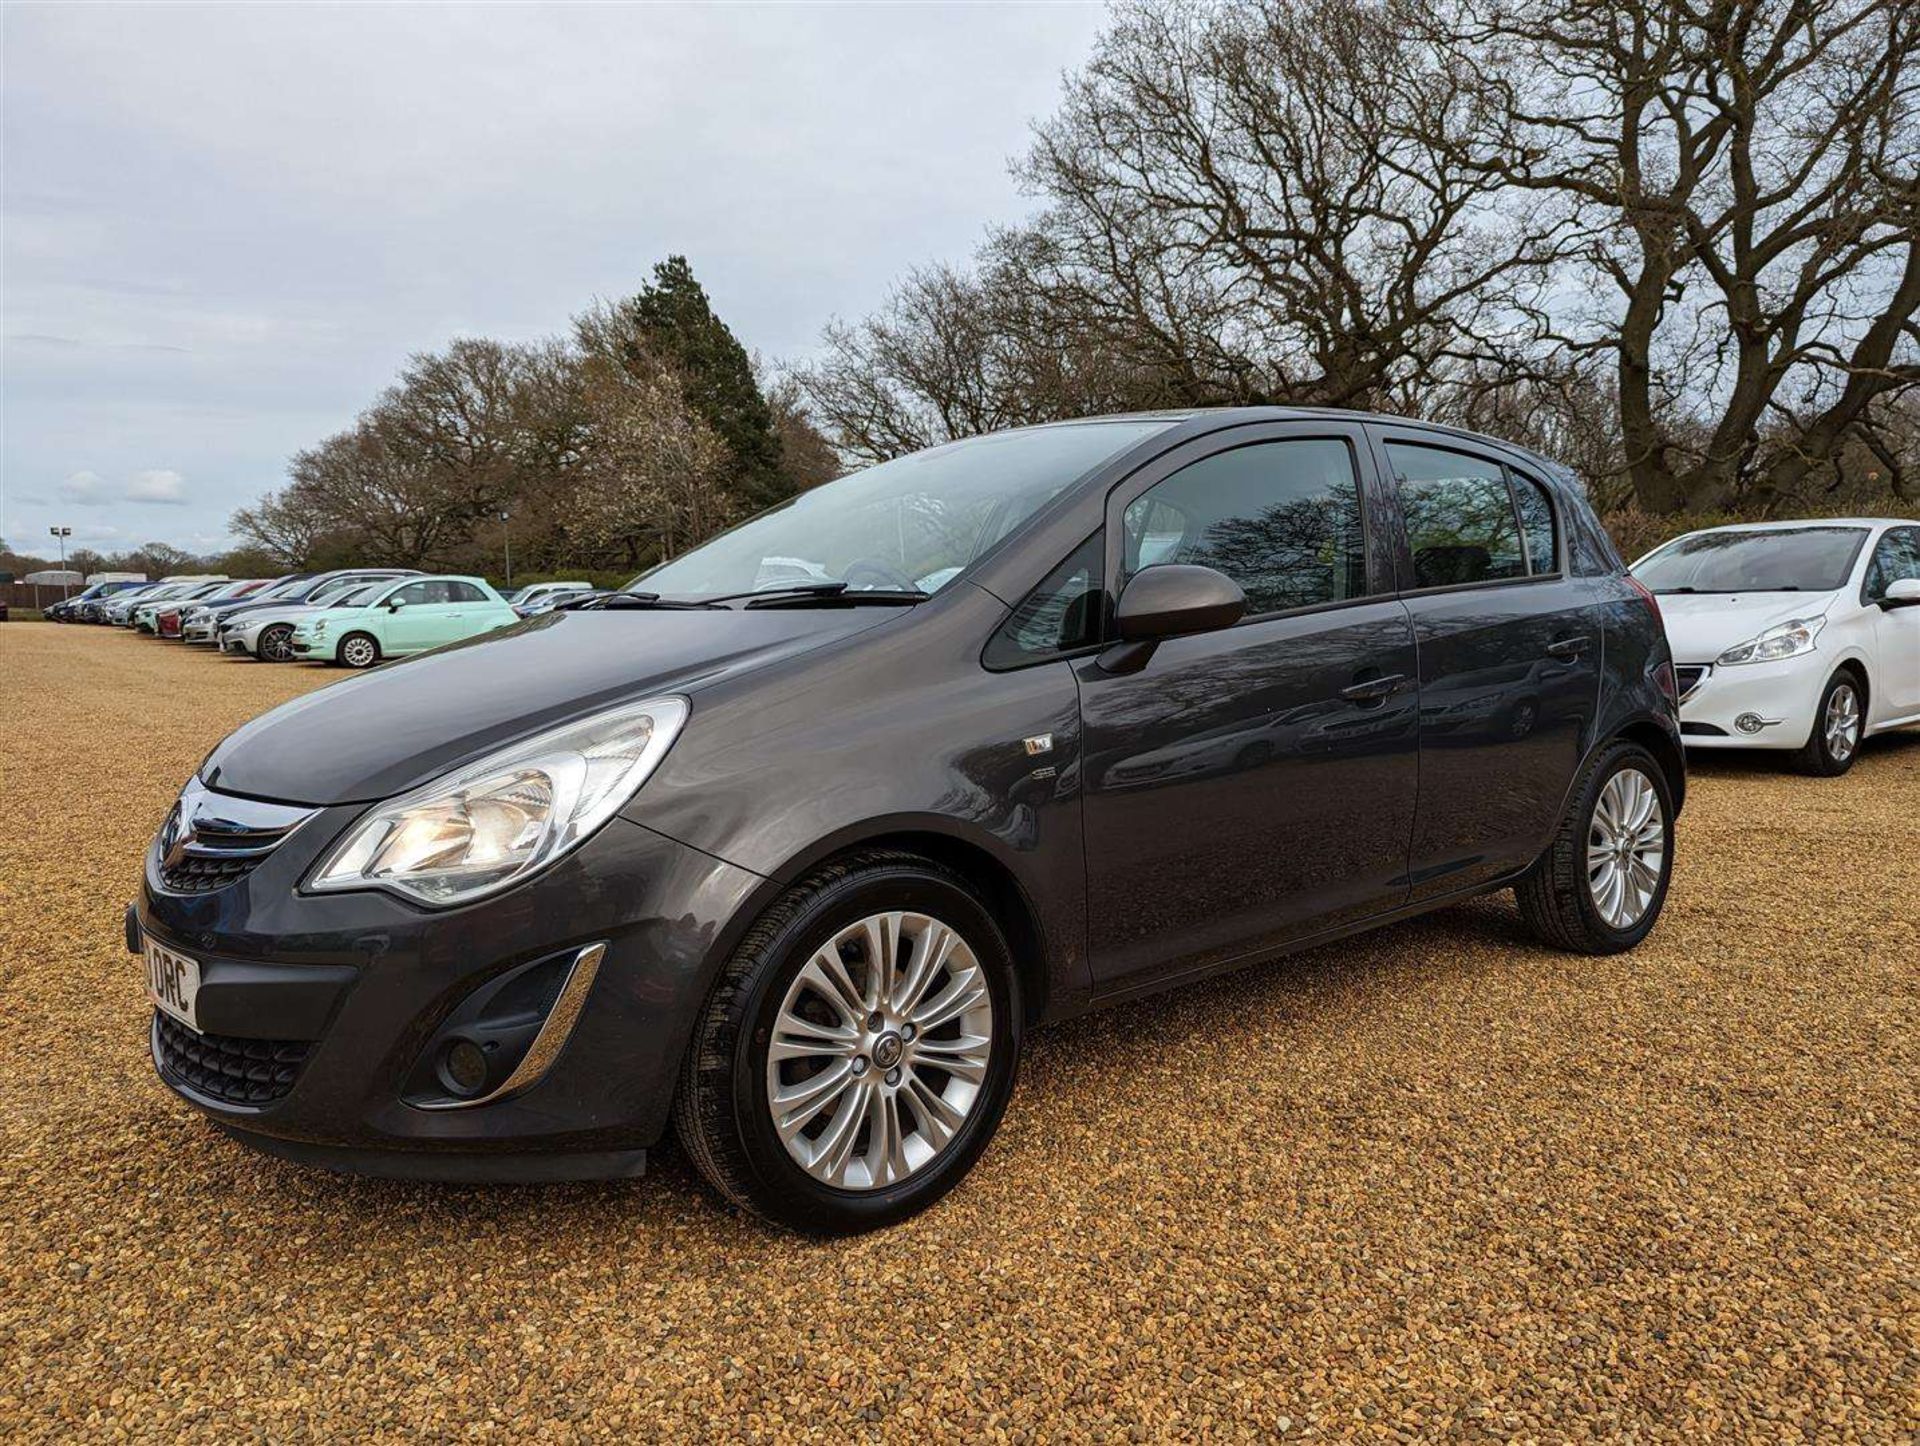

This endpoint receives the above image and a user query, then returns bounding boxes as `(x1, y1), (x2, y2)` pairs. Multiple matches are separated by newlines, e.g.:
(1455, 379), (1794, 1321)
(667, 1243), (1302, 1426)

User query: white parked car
(505, 581), (592, 614)
(1632, 518), (1920, 774)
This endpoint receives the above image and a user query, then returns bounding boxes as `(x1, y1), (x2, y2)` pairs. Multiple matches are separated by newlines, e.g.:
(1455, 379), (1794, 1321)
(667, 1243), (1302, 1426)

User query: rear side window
(1388, 443), (1526, 587)
(449, 581), (488, 603)
(984, 533), (1104, 668)
(1119, 438), (1369, 614)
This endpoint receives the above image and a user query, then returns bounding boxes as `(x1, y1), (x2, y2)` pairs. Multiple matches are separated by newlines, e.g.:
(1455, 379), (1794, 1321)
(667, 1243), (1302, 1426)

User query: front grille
(1676, 664), (1709, 701)
(152, 780), (316, 897)
(159, 852), (261, 893)
(155, 1011), (311, 1106)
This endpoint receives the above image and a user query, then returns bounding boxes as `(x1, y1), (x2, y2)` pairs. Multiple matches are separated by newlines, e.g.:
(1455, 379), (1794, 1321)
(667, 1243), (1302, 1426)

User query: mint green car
(289, 575), (518, 668)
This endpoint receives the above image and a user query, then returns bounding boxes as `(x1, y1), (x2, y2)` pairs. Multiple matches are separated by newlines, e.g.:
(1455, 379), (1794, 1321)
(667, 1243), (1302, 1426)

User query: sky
(2, 2), (1108, 559)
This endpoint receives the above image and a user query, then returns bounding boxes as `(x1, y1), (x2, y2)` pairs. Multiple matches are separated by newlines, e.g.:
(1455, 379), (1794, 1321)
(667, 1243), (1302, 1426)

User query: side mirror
(1879, 577), (1920, 609)
(1115, 564), (1247, 641)
(1099, 564), (1246, 675)
(387, 598), (407, 612)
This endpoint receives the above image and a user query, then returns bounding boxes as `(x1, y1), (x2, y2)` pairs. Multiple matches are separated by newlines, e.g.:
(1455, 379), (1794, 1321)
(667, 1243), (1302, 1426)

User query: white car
(505, 581), (593, 612)
(1632, 518), (1920, 774)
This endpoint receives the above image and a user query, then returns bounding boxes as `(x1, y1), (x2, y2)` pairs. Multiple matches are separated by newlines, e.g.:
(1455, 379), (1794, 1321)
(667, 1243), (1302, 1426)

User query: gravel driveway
(2, 623), (1915, 1440)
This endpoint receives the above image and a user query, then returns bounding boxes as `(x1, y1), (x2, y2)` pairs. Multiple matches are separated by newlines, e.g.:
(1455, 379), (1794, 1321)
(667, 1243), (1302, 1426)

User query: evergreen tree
(625, 256), (792, 509)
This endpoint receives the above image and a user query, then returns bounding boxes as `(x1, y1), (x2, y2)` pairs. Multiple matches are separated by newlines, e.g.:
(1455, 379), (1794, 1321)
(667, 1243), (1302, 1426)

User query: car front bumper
(135, 805), (765, 1180)
(1675, 653), (1825, 749)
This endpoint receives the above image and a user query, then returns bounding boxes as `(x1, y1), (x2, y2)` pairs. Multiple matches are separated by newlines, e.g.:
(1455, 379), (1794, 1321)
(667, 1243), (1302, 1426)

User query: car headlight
(309, 619), (327, 637)
(307, 697), (689, 906)
(1716, 615), (1825, 666)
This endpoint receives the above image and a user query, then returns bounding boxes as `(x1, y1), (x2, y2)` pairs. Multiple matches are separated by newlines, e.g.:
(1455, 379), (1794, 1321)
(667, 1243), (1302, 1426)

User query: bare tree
(1442, 0), (1920, 511)
(229, 487), (335, 568)
(802, 0), (1573, 461)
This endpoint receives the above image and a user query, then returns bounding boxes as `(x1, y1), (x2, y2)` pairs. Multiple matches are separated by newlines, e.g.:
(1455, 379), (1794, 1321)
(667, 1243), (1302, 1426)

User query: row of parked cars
(46, 572), (602, 667)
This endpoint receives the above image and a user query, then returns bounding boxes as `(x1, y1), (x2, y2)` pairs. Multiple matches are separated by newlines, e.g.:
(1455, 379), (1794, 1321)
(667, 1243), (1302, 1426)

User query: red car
(157, 580), (269, 639)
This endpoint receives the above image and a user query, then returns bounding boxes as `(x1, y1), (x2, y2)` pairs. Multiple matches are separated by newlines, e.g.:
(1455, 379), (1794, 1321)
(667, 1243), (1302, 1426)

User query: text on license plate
(145, 940), (201, 1032)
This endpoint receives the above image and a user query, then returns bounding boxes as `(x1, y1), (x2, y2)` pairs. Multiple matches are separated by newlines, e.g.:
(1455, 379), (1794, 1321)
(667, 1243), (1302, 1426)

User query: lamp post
(49, 526), (73, 600)
(500, 510), (513, 591)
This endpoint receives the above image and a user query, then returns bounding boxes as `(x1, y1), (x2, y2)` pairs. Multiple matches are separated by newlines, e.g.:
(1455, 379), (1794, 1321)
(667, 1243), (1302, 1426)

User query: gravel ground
(2, 622), (1916, 1441)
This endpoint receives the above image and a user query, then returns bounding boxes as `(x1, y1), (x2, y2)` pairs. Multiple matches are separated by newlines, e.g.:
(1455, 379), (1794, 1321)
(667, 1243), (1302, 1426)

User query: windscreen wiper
(707, 582), (929, 609)
(570, 592), (719, 611)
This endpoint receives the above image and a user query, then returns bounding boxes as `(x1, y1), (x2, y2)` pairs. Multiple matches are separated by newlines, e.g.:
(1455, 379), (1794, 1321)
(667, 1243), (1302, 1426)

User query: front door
(1077, 426), (1420, 998)
(383, 579), (457, 653)
(1863, 526), (1920, 718)
(1371, 434), (1602, 898)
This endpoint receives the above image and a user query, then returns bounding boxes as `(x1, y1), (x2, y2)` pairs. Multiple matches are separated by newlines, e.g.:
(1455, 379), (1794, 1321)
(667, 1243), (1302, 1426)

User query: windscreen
(1633, 527), (1868, 593)
(631, 421), (1173, 599)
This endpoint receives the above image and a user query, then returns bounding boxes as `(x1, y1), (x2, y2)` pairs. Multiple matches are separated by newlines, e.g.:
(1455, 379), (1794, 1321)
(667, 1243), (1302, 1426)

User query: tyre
(674, 850), (1021, 1234)
(1516, 739), (1674, 955)
(257, 623), (296, 663)
(1789, 669), (1864, 776)
(337, 633), (380, 670)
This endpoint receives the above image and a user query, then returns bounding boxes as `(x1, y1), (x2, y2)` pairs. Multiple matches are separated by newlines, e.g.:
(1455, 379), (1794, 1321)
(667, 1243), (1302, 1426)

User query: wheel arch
(1830, 653), (1871, 713)
(757, 821), (1054, 1026)
(1617, 718), (1686, 814)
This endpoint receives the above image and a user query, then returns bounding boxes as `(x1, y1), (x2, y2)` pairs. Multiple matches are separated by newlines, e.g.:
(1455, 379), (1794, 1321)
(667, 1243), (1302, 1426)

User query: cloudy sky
(2, 2), (1107, 557)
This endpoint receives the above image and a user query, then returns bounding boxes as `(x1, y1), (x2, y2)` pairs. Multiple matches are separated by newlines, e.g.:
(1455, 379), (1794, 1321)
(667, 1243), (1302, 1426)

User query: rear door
(1077, 422), (1420, 997)
(1368, 429), (1603, 898)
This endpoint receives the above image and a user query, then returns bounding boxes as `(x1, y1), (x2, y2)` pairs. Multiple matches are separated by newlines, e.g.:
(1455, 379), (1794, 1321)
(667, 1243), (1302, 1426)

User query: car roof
(1026, 405), (1581, 486)
(1665, 517), (1916, 535)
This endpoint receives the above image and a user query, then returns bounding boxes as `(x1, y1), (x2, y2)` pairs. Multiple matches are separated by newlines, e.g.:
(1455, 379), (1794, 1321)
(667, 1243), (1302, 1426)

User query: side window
(393, 581), (451, 606)
(1119, 439), (1369, 615)
(1388, 443), (1527, 588)
(1511, 471), (1559, 575)
(984, 532), (1103, 668)
(1864, 527), (1920, 599)
(449, 581), (488, 603)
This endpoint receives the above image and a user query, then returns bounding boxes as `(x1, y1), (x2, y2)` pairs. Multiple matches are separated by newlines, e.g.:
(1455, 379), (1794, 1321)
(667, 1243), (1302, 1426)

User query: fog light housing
(1734, 712), (1768, 735)
(440, 1038), (490, 1097)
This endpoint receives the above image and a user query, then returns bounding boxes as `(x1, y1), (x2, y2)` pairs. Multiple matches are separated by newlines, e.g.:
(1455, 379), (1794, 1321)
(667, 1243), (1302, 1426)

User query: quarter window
(1119, 439), (1369, 615)
(1864, 527), (1920, 599)
(1389, 444), (1527, 588)
(984, 533), (1104, 667)
(1511, 472), (1559, 575)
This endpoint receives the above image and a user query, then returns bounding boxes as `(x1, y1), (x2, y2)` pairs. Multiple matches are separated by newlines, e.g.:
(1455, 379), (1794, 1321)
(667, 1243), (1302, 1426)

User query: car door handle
(1340, 673), (1407, 705)
(1545, 636), (1591, 660)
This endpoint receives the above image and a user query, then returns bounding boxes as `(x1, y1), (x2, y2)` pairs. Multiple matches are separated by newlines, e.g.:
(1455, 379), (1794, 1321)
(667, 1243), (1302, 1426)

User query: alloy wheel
(1586, 766), (1665, 930)
(260, 626), (294, 662)
(765, 911), (993, 1191)
(1824, 683), (1860, 763)
(341, 636), (377, 668)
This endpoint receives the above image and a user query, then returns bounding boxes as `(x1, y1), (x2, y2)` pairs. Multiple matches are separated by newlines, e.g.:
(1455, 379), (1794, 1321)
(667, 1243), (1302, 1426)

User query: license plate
(145, 940), (202, 1032)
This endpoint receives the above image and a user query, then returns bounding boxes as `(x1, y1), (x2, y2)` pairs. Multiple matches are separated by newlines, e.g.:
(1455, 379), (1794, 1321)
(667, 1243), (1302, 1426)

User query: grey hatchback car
(135, 409), (1683, 1233)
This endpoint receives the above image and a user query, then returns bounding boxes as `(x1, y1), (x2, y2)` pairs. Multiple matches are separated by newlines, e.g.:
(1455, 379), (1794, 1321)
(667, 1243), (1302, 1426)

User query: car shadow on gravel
(212, 893), (1541, 1251)
(203, 730), (1920, 1246)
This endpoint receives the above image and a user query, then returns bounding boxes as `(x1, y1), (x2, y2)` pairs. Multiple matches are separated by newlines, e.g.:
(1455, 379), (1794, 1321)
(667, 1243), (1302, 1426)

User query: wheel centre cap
(871, 1032), (904, 1071)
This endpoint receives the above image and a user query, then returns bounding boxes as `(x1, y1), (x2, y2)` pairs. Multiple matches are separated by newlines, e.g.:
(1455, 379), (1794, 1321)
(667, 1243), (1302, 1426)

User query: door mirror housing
(387, 598), (407, 612)
(1099, 565), (1247, 675)
(1879, 577), (1920, 609)
(1115, 564), (1247, 642)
